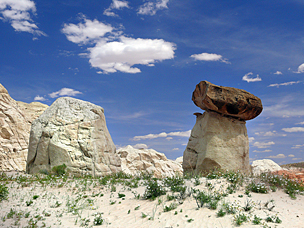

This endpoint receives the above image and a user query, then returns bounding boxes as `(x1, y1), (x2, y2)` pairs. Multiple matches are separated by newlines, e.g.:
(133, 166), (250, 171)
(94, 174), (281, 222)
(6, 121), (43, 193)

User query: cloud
(288, 154), (295, 157)
(268, 81), (301, 88)
(294, 63), (304, 73)
(62, 17), (113, 44)
(266, 154), (286, 159)
(34, 95), (46, 101)
(253, 141), (275, 148)
(133, 130), (191, 141)
(49, 88), (82, 98)
(133, 143), (148, 149)
(0, 0), (45, 35)
(296, 121), (304, 125)
(254, 131), (287, 137)
(252, 149), (272, 153)
(274, 71), (283, 75)
(88, 36), (175, 73)
(282, 127), (304, 133)
(172, 148), (179, 151)
(104, 0), (129, 17)
(248, 137), (255, 143)
(138, 0), (169, 15)
(292, 144), (304, 149)
(190, 53), (230, 64)
(242, 72), (262, 83)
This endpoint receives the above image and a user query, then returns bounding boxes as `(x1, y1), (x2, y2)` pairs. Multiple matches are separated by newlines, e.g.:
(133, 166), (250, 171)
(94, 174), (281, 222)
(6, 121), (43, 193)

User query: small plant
(223, 202), (237, 214)
(234, 213), (248, 226)
(246, 181), (268, 194)
(163, 203), (178, 212)
(51, 201), (61, 208)
(33, 195), (39, 200)
(0, 183), (8, 202)
(216, 208), (226, 217)
(243, 199), (253, 212)
(94, 213), (103, 225)
(26, 200), (33, 206)
(265, 215), (282, 224)
(143, 178), (166, 200)
(110, 200), (116, 205)
(6, 208), (16, 219)
(187, 218), (194, 223)
(252, 215), (262, 225)
(141, 212), (147, 218)
(51, 163), (67, 176)
(134, 205), (140, 210)
(118, 193), (125, 198)
(166, 194), (176, 201)
(264, 199), (275, 211)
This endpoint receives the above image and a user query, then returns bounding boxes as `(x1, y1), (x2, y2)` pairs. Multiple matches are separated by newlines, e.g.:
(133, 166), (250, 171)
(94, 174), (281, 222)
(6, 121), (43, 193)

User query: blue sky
(1, 0), (304, 164)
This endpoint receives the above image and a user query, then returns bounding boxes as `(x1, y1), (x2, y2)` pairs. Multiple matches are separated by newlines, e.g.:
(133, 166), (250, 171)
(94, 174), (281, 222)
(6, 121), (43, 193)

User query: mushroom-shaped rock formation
(192, 81), (263, 121)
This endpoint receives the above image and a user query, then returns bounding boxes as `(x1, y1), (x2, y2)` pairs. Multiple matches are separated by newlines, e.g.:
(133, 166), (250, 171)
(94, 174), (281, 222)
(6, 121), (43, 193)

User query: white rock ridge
(27, 97), (121, 176)
(0, 83), (30, 171)
(251, 159), (282, 176)
(183, 111), (250, 174)
(117, 145), (183, 178)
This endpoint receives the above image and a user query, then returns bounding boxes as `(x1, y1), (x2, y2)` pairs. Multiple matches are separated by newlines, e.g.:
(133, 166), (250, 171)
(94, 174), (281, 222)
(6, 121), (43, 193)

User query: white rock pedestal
(183, 111), (250, 175)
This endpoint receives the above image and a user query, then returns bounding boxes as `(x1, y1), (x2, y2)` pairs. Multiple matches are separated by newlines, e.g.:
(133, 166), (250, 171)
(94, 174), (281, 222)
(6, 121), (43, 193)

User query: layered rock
(117, 145), (182, 178)
(192, 81), (263, 121)
(0, 83), (30, 171)
(27, 97), (121, 176)
(17, 101), (48, 124)
(251, 159), (282, 176)
(183, 112), (250, 174)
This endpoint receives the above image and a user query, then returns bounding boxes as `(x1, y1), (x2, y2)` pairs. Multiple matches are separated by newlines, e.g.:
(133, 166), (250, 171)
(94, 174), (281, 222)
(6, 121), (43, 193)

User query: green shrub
(246, 181), (268, 194)
(216, 208), (226, 217)
(93, 213), (103, 225)
(143, 179), (166, 200)
(163, 203), (178, 212)
(235, 213), (248, 226)
(51, 164), (67, 176)
(0, 184), (8, 202)
(252, 215), (262, 225)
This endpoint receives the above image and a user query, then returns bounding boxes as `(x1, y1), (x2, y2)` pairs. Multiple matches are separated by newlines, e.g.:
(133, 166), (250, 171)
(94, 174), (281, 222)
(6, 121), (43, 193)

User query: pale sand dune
(0, 172), (303, 228)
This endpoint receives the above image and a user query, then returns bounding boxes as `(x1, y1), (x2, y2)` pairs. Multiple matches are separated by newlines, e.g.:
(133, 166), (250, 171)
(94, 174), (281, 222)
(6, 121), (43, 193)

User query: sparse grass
(234, 213), (248, 226)
(143, 178), (166, 200)
(0, 183), (8, 202)
(163, 202), (178, 212)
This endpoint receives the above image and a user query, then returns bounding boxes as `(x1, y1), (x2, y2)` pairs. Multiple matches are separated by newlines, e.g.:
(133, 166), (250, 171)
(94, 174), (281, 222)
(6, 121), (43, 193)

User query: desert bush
(143, 178), (166, 200)
(246, 181), (268, 194)
(0, 183), (8, 202)
(51, 163), (67, 176)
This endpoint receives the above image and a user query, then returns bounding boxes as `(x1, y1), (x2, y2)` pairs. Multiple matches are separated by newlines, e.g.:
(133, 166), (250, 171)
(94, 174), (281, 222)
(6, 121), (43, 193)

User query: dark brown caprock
(192, 81), (263, 121)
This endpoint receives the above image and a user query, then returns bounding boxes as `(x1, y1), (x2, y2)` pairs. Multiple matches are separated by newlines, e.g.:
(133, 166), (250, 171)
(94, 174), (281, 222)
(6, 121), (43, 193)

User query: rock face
(117, 145), (182, 178)
(251, 159), (282, 176)
(0, 83), (30, 171)
(192, 81), (263, 121)
(27, 97), (121, 176)
(183, 111), (250, 174)
(17, 101), (48, 124)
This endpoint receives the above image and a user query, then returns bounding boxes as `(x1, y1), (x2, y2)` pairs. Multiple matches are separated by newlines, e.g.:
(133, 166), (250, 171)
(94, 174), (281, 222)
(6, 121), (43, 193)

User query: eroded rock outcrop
(117, 145), (182, 178)
(0, 84), (30, 171)
(192, 81), (263, 121)
(183, 112), (250, 174)
(251, 159), (282, 176)
(27, 97), (121, 176)
(17, 101), (48, 124)
(183, 81), (262, 175)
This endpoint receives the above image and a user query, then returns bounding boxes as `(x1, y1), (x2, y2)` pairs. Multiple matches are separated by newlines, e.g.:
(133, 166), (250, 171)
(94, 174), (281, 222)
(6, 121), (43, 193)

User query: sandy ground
(0, 171), (303, 228)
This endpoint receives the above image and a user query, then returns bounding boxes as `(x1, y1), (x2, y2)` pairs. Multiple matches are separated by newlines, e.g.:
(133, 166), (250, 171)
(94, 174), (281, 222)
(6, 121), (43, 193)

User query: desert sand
(0, 171), (303, 228)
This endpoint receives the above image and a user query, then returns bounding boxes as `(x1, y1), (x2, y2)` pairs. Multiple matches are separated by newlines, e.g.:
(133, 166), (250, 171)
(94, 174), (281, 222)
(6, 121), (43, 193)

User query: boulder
(183, 111), (250, 174)
(192, 81), (263, 121)
(26, 97), (121, 176)
(117, 145), (183, 178)
(17, 101), (48, 124)
(251, 159), (282, 176)
(0, 83), (30, 171)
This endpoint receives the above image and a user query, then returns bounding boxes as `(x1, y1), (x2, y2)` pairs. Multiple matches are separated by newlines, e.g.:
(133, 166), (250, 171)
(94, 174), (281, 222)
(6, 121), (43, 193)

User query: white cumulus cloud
(190, 53), (230, 64)
(274, 71), (282, 75)
(253, 141), (275, 148)
(104, 0), (129, 17)
(49, 88), (82, 98)
(34, 95), (46, 101)
(268, 81), (301, 88)
(294, 63), (304, 73)
(133, 143), (148, 149)
(138, 0), (169, 15)
(133, 130), (191, 141)
(62, 17), (113, 44)
(266, 154), (286, 159)
(252, 149), (272, 153)
(296, 121), (304, 125)
(0, 0), (45, 35)
(282, 127), (304, 133)
(88, 36), (175, 73)
(242, 72), (262, 83)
